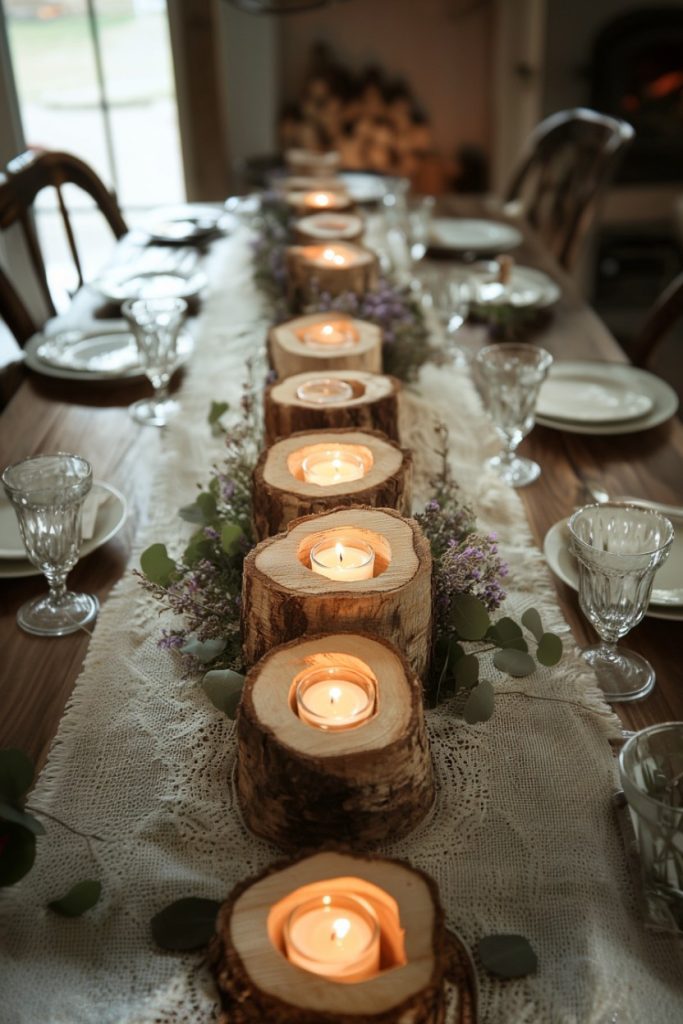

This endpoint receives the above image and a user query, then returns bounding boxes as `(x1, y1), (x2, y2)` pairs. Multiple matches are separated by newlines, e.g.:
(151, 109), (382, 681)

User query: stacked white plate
(0, 482), (128, 579)
(135, 204), (233, 244)
(536, 361), (679, 435)
(544, 509), (683, 622)
(24, 327), (194, 383)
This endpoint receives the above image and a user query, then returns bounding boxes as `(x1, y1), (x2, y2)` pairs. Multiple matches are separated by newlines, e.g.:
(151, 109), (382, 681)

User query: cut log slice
(264, 371), (401, 444)
(294, 212), (365, 245)
(252, 428), (412, 539)
(286, 243), (379, 308)
(237, 633), (434, 848)
(209, 849), (474, 1023)
(285, 191), (354, 216)
(269, 313), (382, 381)
(241, 506), (432, 680)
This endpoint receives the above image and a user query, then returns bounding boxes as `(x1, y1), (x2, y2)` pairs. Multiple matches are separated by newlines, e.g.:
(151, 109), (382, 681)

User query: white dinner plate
(535, 362), (679, 435)
(543, 516), (683, 621)
(472, 264), (560, 309)
(24, 329), (194, 383)
(0, 481), (128, 578)
(429, 217), (523, 255)
(136, 204), (231, 244)
(92, 267), (207, 304)
(339, 172), (402, 204)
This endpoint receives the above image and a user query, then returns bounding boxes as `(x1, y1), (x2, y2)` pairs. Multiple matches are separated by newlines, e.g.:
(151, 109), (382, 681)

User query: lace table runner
(1, 230), (682, 1024)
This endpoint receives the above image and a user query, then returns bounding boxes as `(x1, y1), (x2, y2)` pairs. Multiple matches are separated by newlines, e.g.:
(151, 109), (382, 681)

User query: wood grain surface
(1, 205), (682, 772)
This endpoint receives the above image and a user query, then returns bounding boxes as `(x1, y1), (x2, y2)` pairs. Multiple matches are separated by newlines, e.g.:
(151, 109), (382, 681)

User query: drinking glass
(122, 295), (187, 426)
(619, 723), (683, 932)
(429, 272), (471, 365)
(1, 453), (99, 636)
(474, 343), (553, 486)
(568, 503), (673, 701)
(407, 196), (435, 264)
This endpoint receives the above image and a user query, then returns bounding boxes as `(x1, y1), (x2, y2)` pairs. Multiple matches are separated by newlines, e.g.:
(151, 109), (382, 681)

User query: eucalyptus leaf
(536, 632), (563, 667)
(180, 637), (227, 665)
(463, 679), (494, 724)
(449, 593), (491, 641)
(0, 749), (34, 805)
(0, 822), (36, 887)
(183, 533), (214, 567)
(140, 544), (177, 587)
(221, 523), (244, 556)
(202, 670), (245, 719)
(0, 801), (45, 836)
(447, 639), (465, 670)
(208, 400), (230, 436)
(48, 879), (102, 918)
(493, 648), (536, 678)
(151, 896), (221, 951)
(454, 654), (479, 690)
(521, 608), (544, 643)
(179, 492), (218, 525)
(478, 934), (538, 978)
(487, 617), (522, 645)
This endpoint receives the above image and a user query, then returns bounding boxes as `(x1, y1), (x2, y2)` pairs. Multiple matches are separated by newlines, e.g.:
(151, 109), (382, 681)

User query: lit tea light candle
(305, 190), (338, 210)
(310, 538), (375, 581)
(296, 378), (354, 405)
(295, 665), (376, 731)
(301, 320), (359, 349)
(302, 449), (366, 487)
(321, 246), (349, 267)
(283, 892), (381, 982)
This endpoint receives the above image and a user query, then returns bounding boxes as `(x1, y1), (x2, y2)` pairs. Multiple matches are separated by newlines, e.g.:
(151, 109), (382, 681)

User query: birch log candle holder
(294, 212), (365, 245)
(209, 849), (478, 1024)
(286, 243), (379, 307)
(236, 632), (434, 847)
(252, 429), (412, 539)
(264, 370), (401, 444)
(269, 312), (382, 381)
(241, 506), (432, 679)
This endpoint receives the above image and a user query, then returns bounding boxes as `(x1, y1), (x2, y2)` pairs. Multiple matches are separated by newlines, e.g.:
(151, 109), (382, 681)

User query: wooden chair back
(0, 148), (127, 346)
(505, 108), (634, 271)
(631, 269), (683, 369)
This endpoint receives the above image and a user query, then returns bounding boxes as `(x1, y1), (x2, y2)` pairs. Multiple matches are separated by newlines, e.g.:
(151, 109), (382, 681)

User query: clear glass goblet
(407, 196), (435, 265)
(122, 295), (188, 427)
(474, 342), (553, 487)
(429, 272), (471, 366)
(1, 453), (99, 636)
(568, 503), (674, 702)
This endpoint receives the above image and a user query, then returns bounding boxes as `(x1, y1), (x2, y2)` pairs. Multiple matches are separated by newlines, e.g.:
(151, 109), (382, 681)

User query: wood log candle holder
(294, 212), (365, 245)
(252, 428), (412, 539)
(236, 632), (433, 847)
(269, 312), (382, 381)
(286, 243), (379, 308)
(264, 371), (401, 445)
(285, 148), (341, 177)
(209, 849), (478, 1024)
(241, 506), (432, 680)
(286, 190), (354, 217)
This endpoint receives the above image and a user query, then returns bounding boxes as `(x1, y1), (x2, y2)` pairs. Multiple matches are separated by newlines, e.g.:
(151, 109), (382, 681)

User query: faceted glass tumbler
(122, 295), (187, 426)
(1, 453), (99, 636)
(619, 723), (683, 933)
(475, 343), (553, 487)
(568, 503), (673, 701)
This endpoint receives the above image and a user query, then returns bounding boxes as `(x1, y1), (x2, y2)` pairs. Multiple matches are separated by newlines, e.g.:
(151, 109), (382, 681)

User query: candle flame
(328, 686), (341, 705)
(331, 917), (351, 943)
(313, 193), (330, 207)
(336, 542), (344, 564)
(322, 247), (336, 262)
(321, 324), (334, 336)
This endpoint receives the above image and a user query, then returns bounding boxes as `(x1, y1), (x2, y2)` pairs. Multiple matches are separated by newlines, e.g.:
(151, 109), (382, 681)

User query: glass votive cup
(301, 321), (359, 349)
(301, 449), (366, 487)
(310, 537), (375, 581)
(296, 378), (354, 405)
(295, 665), (377, 731)
(283, 891), (381, 982)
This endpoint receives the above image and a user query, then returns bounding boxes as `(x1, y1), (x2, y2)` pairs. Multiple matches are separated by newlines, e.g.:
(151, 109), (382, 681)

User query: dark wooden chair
(0, 148), (128, 347)
(630, 270), (683, 369)
(505, 108), (634, 272)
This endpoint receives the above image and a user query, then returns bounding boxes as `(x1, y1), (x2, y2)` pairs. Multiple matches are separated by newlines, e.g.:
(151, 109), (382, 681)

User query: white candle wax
(295, 666), (376, 730)
(284, 893), (381, 982)
(301, 321), (359, 349)
(295, 378), (354, 405)
(301, 450), (365, 487)
(310, 539), (375, 581)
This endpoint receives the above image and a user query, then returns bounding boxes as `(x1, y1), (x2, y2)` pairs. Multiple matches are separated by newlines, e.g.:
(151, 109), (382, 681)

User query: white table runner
(1, 230), (681, 1023)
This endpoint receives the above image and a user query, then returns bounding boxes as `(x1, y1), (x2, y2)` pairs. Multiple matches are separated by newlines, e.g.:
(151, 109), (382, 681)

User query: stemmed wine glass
(474, 342), (553, 487)
(429, 272), (471, 365)
(568, 502), (673, 702)
(122, 295), (188, 427)
(1, 453), (99, 636)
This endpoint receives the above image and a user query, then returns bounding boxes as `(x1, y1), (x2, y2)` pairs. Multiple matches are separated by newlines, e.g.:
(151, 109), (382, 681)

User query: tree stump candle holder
(252, 429), (412, 540)
(236, 632), (434, 847)
(269, 312), (382, 381)
(264, 371), (401, 445)
(286, 190), (355, 217)
(294, 212), (365, 245)
(241, 506), (432, 680)
(209, 849), (478, 1024)
(286, 243), (379, 307)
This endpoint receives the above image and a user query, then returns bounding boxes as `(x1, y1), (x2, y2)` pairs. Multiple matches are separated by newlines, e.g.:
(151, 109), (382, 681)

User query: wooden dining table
(1, 197), (682, 774)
